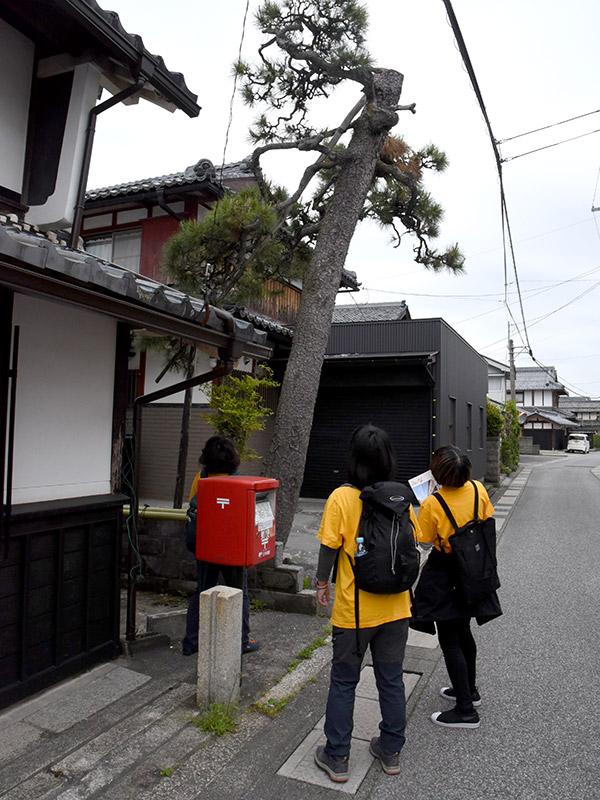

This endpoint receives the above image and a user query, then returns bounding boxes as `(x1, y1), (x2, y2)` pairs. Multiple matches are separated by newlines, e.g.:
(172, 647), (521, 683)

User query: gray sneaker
(369, 737), (401, 775)
(314, 745), (349, 782)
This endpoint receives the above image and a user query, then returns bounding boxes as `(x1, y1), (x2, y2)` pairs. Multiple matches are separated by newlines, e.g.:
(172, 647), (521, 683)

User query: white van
(567, 434), (590, 454)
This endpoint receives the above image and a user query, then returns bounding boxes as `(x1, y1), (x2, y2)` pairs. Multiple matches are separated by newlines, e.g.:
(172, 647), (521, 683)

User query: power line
(442, 0), (533, 360)
(497, 108), (600, 144)
(219, 0), (251, 181)
(502, 128), (600, 163)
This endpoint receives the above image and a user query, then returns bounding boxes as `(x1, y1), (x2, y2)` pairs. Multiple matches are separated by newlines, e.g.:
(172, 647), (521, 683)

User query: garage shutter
(301, 386), (432, 498)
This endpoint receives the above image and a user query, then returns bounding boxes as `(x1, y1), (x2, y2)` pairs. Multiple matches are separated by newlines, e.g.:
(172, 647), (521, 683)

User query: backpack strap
(433, 491), (459, 532)
(470, 480), (480, 521)
(434, 480), (481, 528)
(344, 549), (363, 658)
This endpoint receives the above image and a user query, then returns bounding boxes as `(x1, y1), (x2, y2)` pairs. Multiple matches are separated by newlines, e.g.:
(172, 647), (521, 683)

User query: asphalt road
(372, 451), (600, 800)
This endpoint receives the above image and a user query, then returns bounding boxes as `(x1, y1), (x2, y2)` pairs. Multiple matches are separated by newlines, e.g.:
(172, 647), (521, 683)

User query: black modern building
(302, 312), (488, 498)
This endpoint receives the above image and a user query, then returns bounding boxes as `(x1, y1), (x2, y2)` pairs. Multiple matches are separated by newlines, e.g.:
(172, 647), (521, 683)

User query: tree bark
(263, 69), (404, 546)
(173, 346), (196, 508)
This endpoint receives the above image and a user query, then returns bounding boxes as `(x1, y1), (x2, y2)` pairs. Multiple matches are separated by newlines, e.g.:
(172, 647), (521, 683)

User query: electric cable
(442, 0), (533, 361)
(497, 108), (600, 144)
(218, 0), (251, 185)
(502, 128), (600, 163)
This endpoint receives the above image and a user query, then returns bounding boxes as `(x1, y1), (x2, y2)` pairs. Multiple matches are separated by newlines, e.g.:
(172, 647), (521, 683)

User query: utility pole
(508, 335), (516, 403)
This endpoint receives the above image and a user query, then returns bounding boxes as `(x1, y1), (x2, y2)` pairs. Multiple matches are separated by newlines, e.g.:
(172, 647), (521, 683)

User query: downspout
(157, 188), (183, 221)
(126, 346), (238, 642)
(70, 76), (146, 249)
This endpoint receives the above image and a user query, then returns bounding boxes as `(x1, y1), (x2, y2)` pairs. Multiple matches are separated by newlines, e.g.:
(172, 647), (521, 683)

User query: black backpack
(352, 481), (420, 594)
(344, 481), (419, 656)
(433, 481), (500, 604)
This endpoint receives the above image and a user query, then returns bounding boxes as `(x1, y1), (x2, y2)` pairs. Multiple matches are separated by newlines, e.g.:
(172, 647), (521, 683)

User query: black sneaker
(314, 745), (349, 782)
(431, 707), (480, 729)
(369, 737), (401, 775)
(440, 686), (481, 706)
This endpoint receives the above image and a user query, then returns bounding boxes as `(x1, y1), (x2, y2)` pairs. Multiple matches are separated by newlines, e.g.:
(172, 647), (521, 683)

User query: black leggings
(436, 619), (477, 713)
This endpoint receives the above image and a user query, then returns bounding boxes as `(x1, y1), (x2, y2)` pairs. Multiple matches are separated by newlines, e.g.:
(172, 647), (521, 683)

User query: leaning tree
(165, 0), (464, 542)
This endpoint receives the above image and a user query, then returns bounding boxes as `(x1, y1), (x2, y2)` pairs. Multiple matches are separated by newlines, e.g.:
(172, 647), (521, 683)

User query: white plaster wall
(27, 62), (102, 230)
(144, 349), (212, 404)
(10, 295), (116, 503)
(487, 374), (505, 404)
(0, 19), (34, 193)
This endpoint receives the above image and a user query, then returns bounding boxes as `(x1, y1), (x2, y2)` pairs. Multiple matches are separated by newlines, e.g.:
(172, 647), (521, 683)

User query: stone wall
(519, 436), (540, 455)
(122, 516), (197, 594)
(486, 436), (501, 485)
(122, 516), (316, 614)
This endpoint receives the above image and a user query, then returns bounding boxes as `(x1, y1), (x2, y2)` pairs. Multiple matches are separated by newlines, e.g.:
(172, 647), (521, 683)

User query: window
(479, 406), (484, 448)
(448, 397), (456, 445)
(85, 229), (142, 272)
(466, 402), (472, 450)
(515, 391), (524, 403)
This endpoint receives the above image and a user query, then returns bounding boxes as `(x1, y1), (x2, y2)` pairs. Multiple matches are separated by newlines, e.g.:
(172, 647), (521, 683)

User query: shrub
(203, 365), (279, 459)
(500, 400), (520, 473)
(487, 400), (504, 437)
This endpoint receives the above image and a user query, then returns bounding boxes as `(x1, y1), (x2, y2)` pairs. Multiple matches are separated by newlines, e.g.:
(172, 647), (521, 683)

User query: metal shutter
(302, 386), (432, 498)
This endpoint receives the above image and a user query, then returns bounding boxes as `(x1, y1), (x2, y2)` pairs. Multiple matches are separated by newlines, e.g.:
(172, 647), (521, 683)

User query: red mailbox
(195, 476), (279, 567)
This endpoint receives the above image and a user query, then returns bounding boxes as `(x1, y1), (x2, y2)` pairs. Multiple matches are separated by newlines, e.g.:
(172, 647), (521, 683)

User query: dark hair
(200, 435), (240, 475)
(430, 445), (471, 488)
(347, 424), (397, 489)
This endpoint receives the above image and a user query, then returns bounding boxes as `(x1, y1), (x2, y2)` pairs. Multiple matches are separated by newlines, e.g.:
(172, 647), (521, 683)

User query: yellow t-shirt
(317, 485), (420, 629)
(417, 480), (494, 554)
(189, 471), (229, 501)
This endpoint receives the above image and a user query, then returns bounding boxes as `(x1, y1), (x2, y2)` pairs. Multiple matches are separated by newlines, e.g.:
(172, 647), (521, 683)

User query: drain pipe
(157, 188), (183, 221)
(70, 77), (146, 249)
(126, 356), (236, 642)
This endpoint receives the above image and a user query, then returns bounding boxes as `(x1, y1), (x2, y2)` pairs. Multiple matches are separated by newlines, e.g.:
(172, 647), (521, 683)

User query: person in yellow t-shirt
(313, 425), (421, 783)
(413, 444), (502, 730)
(182, 435), (258, 656)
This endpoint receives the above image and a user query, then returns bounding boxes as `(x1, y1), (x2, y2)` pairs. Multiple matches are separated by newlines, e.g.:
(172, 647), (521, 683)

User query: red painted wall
(140, 216), (181, 283)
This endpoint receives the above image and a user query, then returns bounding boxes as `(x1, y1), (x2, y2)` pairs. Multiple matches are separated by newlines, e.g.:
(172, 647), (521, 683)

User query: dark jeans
(324, 618), (409, 759)
(436, 618), (477, 713)
(183, 561), (251, 653)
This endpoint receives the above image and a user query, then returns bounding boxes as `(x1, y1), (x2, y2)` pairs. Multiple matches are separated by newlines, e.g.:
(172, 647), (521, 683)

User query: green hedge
(487, 400), (504, 436)
(488, 399), (520, 474)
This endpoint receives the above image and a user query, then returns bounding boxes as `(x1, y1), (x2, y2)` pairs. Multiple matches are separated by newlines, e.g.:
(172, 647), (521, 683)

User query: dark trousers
(436, 618), (477, 713)
(324, 618), (409, 759)
(183, 561), (251, 652)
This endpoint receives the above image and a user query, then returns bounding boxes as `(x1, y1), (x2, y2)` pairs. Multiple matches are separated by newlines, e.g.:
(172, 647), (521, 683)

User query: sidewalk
(0, 467), (531, 799)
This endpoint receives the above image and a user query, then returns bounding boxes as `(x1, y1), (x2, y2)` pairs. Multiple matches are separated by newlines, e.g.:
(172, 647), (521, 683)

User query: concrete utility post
(509, 338), (516, 402)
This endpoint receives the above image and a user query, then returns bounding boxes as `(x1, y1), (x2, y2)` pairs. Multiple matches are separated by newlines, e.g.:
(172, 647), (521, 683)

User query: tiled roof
(559, 396), (600, 411)
(81, 0), (197, 104)
(332, 301), (410, 323)
(235, 307), (294, 338)
(17, 0), (201, 117)
(86, 159), (254, 202)
(520, 406), (576, 427)
(514, 366), (565, 392)
(0, 214), (268, 356)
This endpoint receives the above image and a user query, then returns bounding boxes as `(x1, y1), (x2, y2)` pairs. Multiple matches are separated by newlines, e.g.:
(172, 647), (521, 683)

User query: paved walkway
(0, 465), (536, 799)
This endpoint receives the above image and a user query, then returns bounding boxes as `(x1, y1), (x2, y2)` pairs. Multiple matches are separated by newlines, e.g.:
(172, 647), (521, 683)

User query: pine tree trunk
(263, 69), (404, 547)
(173, 346), (196, 508)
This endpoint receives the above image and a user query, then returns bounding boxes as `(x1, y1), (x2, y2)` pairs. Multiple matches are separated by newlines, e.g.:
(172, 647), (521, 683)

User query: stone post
(196, 585), (242, 708)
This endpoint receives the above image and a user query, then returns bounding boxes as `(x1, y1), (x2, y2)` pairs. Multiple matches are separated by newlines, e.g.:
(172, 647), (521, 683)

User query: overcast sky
(88, 0), (600, 398)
